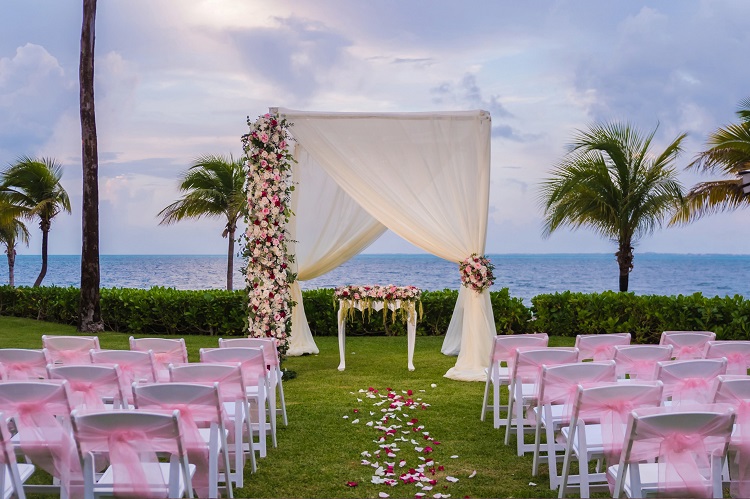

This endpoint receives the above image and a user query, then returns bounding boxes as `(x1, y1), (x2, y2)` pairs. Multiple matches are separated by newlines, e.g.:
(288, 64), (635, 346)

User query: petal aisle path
(344, 385), (475, 498)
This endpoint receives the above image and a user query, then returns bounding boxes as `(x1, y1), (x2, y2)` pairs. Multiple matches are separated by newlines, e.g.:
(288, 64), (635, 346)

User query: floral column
(241, 113), (297, 355)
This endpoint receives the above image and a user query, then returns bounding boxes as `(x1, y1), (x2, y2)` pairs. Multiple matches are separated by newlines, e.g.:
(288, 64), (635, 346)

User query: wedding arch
(258, 108), (496, 382)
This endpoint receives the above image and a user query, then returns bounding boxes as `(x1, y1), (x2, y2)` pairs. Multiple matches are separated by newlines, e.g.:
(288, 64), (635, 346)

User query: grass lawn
(0, 316), (586, 498)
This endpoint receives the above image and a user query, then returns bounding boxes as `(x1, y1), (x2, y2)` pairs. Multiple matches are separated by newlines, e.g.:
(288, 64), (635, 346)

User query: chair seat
(607, 462), (712, 498)
(561, 424), (606, 459)
(2, 463), (34, 499)
(95, 462), (196, 498)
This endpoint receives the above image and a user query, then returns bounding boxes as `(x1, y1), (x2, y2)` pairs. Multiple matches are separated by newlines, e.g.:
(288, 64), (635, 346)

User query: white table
(337, 299), (418, 371)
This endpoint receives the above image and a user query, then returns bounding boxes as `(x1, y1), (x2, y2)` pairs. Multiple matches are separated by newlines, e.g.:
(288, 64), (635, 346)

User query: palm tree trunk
(226, 227), (235, 291)
(615, 243), (634, 292)
(78, 0), (103, 332)
(33, 224), (49, 287)
(6, 247), (15, 288)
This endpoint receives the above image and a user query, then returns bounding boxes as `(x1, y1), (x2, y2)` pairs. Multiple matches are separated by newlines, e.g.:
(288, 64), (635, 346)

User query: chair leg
(504, 380), (515, 446)
(480, 376), (490, 422)
(276, 366), (288, 426)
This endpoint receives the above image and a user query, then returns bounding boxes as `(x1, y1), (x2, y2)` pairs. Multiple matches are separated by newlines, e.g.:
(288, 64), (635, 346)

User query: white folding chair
(0, 349), (47, 380)
(607, 406), (734, 498)
(42, 335), (100, 365)
(480, 333), (548, 428)
(613, 344), (673, 380)
(0, 414), (34, 499)
(659, 331), (716, 360)
(558, 381), (663, 498)
(130, 337), (188, 381)
(704, 340), (750, 375)
(712, 375), (750, 497)
(47, 364), (128, 411)
(655, 358), (727, 405)
(71, 409), (195, 499)
(531, 361), (617, 490)
(505, 347), (579, 456)
(169, 362), (256, 487)
(133, 382), (234, 499)
(200, 347), (274, 457)
(219, 337), (288, 426)
(91, 349), (158, 405)
(575, 333), (631, 361)
(0, 381), (76, 498)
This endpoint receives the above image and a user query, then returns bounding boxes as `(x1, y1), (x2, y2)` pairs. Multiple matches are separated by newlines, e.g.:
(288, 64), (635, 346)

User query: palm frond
(670, 179), (749, 224)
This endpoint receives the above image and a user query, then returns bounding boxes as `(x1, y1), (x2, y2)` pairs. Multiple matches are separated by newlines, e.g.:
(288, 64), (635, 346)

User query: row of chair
(479, 330), (750, 498)
(0, 334), (289, 498)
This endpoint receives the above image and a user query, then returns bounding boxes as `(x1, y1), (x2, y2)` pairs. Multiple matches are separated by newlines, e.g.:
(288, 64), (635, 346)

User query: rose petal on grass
(343, 415), (349, 419)
(446, 476), (458, 483)
(450, 455), (459, 459)
(529, 482), (536, 486)
(430, 384), (437, 388)
(468, 470), (477, 478)
(346, 481), (358, 487)
(379, 493), (390, 498)
(352, 419), (359, 424)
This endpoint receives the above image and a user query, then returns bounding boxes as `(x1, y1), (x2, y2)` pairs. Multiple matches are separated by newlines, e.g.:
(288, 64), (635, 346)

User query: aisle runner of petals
(343, 386), (475, 498)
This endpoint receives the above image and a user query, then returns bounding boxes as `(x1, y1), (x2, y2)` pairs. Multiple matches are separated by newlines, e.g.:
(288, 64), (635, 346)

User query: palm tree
(1, 157), (71, 287)
(540, 122), (686, 292)
(0, 205), (29, 287)
(79, 0), (104, 332)
(158, 155), (247, 290)
(671, 97), (750, 224)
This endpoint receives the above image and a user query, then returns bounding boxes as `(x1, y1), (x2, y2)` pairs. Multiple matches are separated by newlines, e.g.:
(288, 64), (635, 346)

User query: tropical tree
(158, 155), (248, 290)
(1, 157), (71, 287)
(671, 97), (750, 224)
(0, 204), (29, 287)
(540, 122), (686, 292)
(79, 0), (104, 332)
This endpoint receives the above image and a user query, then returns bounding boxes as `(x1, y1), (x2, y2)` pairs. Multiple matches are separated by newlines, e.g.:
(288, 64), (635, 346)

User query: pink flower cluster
(345, 386), (465, 496)
(241, 113), (297, 354)
(459, 253), (495, 293)
(335, 285), (422, 302)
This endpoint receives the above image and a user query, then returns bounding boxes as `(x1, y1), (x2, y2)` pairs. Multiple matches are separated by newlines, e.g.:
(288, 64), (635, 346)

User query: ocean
(6, 253), (749, 304)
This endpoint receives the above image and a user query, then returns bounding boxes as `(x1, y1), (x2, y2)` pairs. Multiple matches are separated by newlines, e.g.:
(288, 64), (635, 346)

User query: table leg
(337, 307), (346, 371)
(407, 316), (416, 371)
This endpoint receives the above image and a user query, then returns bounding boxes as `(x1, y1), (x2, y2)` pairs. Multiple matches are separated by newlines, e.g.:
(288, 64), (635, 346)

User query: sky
(2, 0), (749, 256)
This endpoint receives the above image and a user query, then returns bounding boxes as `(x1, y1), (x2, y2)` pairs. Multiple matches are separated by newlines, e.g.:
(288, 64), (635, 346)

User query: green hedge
(530, 291), (750, 342)
(2, 285), (748, 341)
(0, 285), (531, 337)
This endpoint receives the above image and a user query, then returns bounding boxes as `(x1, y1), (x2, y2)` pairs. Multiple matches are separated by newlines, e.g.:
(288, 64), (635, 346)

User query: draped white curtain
(286, 146), (387, 356)
(278, 108), (496, 381)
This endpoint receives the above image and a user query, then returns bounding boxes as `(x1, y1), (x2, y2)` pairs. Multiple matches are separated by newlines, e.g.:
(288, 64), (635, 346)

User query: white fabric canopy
(278, 108), (496, 381)
(286, 147), (387, 356)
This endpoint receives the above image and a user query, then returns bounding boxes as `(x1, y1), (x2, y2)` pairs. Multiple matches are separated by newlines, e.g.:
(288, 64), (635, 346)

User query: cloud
(0, 43), (76, 157)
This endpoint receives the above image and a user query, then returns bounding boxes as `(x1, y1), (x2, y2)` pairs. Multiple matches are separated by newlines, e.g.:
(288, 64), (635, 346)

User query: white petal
(352, 419), (359, 424)
(342, 415), (349, 419)
(450, 455), (459, 458)
(379, 493), (389, 498)
(430, 384), (437, 388)
(529, 482), (537, 486)
(446, 476), (458, 483)
(469, 470), (477, 478)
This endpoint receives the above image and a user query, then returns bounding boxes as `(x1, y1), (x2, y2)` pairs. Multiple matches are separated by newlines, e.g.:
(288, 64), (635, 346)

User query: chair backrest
(659, 331), (716, 360)
(574, 333), (631, 361)
(511, 347), (579, 383)
(571, 381), (663, 462)
(488, 333), (549, 365)
(133, 382), (224, 498)
(704, 340), (750, 375)
(613, 344), (673, 380)
(168, 363), (247, 402)
(129, 337), (188, 380)
(614, 406), (735, 498)
(0, 349), (47, 380)
(91, 349), (158, 384)
(71, 409), (192, 498)
(200, 347), (267, 389)
(219, 337), (280, 368)
(0, 381), (77, 496)
(41, 335), (100, 365)
(537, 361), (617, 421)
(0, 413), (30, 499)
(655, 358), (727, 404)
(47, 364), (127, 410)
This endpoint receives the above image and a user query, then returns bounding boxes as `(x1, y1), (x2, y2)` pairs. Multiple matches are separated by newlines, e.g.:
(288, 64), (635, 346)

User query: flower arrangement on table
(335, 285), (423, 324)
(459, 253), (495, 293)
(241, 112), (297, 355)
